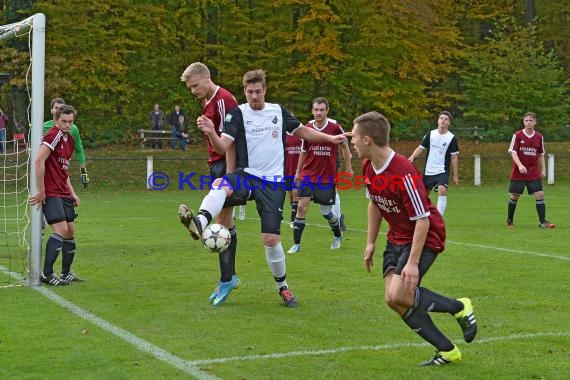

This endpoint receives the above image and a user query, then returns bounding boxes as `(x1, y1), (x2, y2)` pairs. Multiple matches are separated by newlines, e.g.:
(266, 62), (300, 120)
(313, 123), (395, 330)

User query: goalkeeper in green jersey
(43, 98), (89, 188)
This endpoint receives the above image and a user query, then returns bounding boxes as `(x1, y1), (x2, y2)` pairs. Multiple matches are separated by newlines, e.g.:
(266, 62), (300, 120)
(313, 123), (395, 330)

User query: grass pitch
(1, 180), (569, 379)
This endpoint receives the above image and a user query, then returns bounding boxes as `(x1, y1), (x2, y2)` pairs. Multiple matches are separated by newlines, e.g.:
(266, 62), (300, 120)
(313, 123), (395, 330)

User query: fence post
(146, 155), (153, 190)
(474, 154), (481, 186)
(547, 154), (554, 185)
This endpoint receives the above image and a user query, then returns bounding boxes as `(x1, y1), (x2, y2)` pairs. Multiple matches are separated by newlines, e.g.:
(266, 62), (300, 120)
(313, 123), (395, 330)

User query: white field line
(187, 331), (570, 366)
(0, 265), (220, 380)
(276, 220), (569, 262)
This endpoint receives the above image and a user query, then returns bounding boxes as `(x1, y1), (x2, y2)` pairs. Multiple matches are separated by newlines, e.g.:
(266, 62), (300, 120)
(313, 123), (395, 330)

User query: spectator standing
(0, 105), (7, 153)
(149, 104), (166, 149)
(169, 105), (185, 149)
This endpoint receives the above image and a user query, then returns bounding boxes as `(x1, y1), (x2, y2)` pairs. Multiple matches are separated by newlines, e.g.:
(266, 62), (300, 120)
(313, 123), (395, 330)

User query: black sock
(293, 218), (305, 244)
(536, 199), (546, 223)
(507, 198), (517, 221)
(290, 202), (298, 223)
(416, 287), (463, 314)
(43, 234), (63, 276)
(219, 227), (237, 282)
(61, 238), (76, 275)
(402, 305), (454, 352)
(324, 212), (342, 237)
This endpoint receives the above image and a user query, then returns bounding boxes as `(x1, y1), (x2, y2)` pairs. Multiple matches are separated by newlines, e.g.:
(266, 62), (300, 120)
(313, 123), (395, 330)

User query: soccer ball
(202, 223), (231, 253)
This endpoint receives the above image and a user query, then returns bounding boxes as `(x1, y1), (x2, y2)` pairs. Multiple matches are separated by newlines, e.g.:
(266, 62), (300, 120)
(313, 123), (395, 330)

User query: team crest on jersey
(272, 130), (278, 139)
(271, 116), (278, 124)
(225, 114), (233, 122)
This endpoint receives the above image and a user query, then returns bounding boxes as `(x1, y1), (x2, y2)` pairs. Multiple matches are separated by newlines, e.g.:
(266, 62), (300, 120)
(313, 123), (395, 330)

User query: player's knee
(261, 233), (280, 247)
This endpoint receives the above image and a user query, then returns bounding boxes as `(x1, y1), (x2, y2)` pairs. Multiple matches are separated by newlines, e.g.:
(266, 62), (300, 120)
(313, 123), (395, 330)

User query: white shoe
(330, 236), (342, 249)
(287, 244), (301, 254)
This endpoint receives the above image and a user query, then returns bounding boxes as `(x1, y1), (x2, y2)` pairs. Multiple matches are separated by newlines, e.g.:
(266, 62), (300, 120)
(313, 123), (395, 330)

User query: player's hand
(71, 194), (80, 207)
(29, 190), (46, 207)
(80, 168), (90, 188)
(401, 262), (419, 290)
(197, 115), (215, 134)
(453, 175), (459, 186)
(518, 165), (527, 175)
(363, 244), (375, 272)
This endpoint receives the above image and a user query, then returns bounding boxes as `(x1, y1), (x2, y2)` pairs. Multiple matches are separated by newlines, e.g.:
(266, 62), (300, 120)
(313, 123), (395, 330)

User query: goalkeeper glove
(80, 168), (90, 188)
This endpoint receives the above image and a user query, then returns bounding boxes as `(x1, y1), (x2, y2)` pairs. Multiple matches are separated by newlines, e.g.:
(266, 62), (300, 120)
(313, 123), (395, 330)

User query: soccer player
(285, 131), (302, 228)
(43, 98), (89, 188)
(30, 105), (82, 285)
(408, 111), (459, 216)
(288, 97), (353, 253)
(506, 112), (555, 228)
(350, 111), (477, 366)
(179, 69), (347, 307)
(180, 62), (241, 306)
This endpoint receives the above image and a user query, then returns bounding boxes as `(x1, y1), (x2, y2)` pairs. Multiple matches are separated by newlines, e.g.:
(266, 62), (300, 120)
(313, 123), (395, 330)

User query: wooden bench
(137, 129), (192, 148)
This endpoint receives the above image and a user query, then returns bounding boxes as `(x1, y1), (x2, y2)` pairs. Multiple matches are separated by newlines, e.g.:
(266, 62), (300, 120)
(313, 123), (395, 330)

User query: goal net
(0, 13), (46, 287)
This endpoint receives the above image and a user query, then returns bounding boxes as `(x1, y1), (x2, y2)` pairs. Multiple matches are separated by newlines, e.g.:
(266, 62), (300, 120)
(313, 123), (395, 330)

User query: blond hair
(180, 62), (211, 81)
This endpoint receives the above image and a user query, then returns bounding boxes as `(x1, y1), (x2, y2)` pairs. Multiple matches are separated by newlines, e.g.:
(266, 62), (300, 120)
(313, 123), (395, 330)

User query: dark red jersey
(508, 129), (545, 181)
(362, 151), (445, 252)
(202, 86), (238, 165)
(42, 127), (75, 197)
(285, 132), (302, 177)
(300, 120), (344, 183)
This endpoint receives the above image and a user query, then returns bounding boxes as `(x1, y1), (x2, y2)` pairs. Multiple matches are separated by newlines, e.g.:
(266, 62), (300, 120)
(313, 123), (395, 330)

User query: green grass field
(1, 180), (568, 379)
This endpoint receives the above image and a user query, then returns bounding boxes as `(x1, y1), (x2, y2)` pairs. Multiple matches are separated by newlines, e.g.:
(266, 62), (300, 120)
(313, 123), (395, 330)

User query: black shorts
(382, 242), (438, 284)
(423, 173), (449, 192)
(209, 159), (227, 179)
(509, 179), (543, 195)
(222, 170), (285, 234)
(43, 197), (76, 225)
(297, 182), (336, 205)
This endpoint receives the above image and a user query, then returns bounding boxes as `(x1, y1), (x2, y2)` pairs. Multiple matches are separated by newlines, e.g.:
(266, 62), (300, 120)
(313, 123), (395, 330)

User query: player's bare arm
(364, 200), (383, 273)
(342, 142), (354, 176)
(67, 177), (80, 207)
(451, 153), (459, 186)
(510, 151), (527, 174)
(401, 216), (429, 290)
(408, 146), (424, 162)
(295, 126), (347, 145)
(538, 154), (546, 178)
(29, 145), (51, 206)
(197, 115), (233, 154)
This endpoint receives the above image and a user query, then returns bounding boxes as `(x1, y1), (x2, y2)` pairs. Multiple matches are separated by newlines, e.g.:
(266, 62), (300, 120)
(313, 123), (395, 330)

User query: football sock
(293, 218), (306, 244)
(290, 201), (298, 223)
(324, 212), (342, 238)
(61, 238), (76, 275)
(437, 196), (447, 216)
(507, 198), (518, 221)
(332, 192), (341, 218)
(536, 199), (546, 223)
(198, 189), (226, 228)
(416, 287), (463, 314)
(265, 243), (287, 289)
(402, 304), (454, 352)
(43, 233), (63, 276)
(219, 227), (237, 282)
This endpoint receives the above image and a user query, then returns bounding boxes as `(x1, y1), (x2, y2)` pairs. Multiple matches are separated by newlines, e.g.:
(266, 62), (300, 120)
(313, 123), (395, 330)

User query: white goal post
(0, 13), (45, 286)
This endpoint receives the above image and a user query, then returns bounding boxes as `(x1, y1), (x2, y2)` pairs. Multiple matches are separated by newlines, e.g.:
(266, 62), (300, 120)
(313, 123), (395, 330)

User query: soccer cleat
(539, 221), (556, 229)
(209, 275), (241, 303)
(279, 287), (298, 307)
(506, 219), (513, 228)
(330, 235), (342, 249)
(287, 244), (301, 254)
(60, 272), (84, 282)
(211, 275), (241, 306)
(419, 345), (462, 366)
(178, 204), (203, 240)
(340, 213), (347, 232)
(40, 272), (70, 286)
(454, 298), (477, 343)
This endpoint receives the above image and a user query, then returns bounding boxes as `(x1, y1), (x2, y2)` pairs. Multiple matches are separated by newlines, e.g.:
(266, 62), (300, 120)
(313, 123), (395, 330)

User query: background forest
(1, 0), (569, 147)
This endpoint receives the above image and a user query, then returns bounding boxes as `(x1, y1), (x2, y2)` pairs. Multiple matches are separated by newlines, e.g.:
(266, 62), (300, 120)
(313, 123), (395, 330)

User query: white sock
(265, 243), (287, 290)
(437, 195), (447, 216)
(332, 192), (341, 218)
(198, 189), (227, 228)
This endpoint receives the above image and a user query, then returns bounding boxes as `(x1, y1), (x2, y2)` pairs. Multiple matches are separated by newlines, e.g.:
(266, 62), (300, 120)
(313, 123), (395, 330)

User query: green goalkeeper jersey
(43, 120), (86, 165)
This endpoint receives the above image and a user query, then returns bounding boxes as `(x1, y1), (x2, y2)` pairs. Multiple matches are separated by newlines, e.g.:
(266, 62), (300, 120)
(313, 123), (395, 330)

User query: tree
(462, 17), (570, 140)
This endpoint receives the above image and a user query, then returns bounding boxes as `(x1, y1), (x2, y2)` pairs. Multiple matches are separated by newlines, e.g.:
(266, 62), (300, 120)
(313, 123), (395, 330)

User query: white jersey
(419, 129), (459, 175)
(222, 102), (302, 180)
